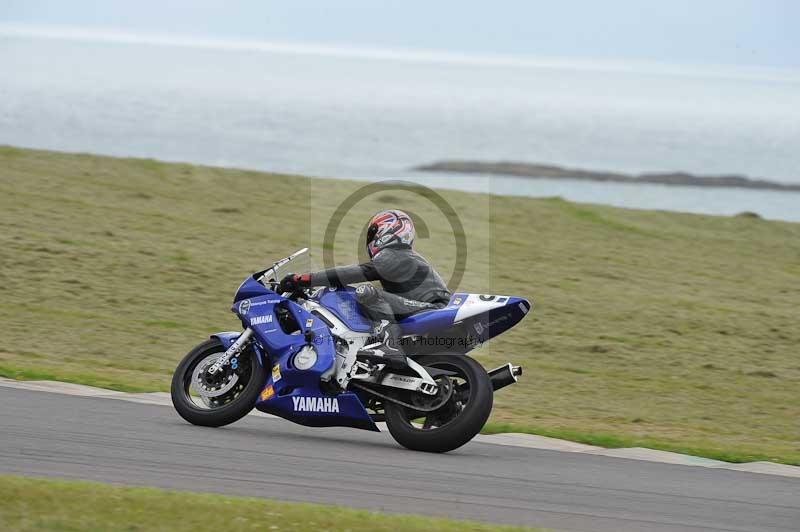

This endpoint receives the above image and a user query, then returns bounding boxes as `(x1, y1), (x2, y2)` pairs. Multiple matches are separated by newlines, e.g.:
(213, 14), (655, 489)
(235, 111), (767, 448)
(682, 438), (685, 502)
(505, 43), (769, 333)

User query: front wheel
(384, 354), (493, 453)
(171, 338), (268, 427)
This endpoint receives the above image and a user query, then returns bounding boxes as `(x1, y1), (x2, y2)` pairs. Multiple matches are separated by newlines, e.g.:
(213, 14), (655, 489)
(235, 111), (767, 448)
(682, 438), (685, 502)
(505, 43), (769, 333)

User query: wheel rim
(182, 350), (253, 409)
(403, 361), (473, 431)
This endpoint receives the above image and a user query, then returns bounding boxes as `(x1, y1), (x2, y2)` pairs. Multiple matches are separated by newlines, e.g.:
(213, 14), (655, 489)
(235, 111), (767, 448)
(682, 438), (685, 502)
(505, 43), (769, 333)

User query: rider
(279, 210), (451, 369)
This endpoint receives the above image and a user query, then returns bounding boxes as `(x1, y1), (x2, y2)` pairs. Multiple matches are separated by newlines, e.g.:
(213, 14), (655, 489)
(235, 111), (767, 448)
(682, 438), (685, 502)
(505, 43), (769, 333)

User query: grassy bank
(1, 146), (798, 464)
(0, 475), (537, 532)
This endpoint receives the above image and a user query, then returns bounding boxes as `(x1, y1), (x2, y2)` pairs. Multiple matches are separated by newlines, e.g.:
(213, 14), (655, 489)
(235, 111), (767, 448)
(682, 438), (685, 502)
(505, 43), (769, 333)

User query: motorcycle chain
(349, 379), (453, 413)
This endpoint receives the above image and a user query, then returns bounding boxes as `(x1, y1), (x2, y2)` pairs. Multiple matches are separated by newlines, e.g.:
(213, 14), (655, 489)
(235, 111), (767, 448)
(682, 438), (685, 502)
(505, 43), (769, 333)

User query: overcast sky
(2, 0), (798, 68)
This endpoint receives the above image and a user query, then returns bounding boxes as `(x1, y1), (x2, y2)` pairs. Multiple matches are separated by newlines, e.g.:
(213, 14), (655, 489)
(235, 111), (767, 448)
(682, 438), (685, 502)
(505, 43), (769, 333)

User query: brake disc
(191, 352), (241, 406)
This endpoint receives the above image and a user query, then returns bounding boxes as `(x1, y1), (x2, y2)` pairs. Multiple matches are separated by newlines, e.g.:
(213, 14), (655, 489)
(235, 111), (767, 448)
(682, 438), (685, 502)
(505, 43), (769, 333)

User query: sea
(2, 29), (799, 221)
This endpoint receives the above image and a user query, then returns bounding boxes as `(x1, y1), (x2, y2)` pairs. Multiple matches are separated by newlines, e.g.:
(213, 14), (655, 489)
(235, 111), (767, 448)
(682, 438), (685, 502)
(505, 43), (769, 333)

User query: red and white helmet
(366, 210), (415, 258)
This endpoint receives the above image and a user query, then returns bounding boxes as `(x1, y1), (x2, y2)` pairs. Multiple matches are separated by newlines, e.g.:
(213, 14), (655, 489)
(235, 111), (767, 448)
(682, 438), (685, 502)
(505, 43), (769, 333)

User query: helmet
(366, 210), (415, 258)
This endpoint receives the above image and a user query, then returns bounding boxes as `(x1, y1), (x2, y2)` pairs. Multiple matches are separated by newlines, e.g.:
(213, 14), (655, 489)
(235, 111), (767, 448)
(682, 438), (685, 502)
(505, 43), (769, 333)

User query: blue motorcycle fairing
(211, 331), (241, 349)
(233, 275), (273, 302)
(259, 391), (378, 432)
(466, 296), (531, 345)
(311, 287), (373, 333)
(224, 276), (530, 432)
(231, 278), (377, 432)
(308, 287), (533, 349)
(210, 331), (266, 367)
(397, 299), (460, 336)
(398, 293), (532, 348)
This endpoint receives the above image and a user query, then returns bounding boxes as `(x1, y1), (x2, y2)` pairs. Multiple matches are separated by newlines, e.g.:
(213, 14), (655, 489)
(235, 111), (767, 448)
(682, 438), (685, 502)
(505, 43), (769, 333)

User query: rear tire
(171, 338), (268, 427)
(384, 354), (493, 453)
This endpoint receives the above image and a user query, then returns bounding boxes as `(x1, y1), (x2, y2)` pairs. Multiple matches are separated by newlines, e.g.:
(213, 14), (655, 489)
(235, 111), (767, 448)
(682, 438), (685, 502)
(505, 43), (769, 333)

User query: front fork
(208, 328), (254, 375)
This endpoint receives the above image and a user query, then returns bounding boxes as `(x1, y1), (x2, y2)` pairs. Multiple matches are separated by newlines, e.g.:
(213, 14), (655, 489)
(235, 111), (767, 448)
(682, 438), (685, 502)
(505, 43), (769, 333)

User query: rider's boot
(357, 321), (407, 370)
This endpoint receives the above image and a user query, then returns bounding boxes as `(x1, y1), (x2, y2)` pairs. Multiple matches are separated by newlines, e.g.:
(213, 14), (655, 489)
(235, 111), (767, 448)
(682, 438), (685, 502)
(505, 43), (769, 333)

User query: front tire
(384, 354), (493, 453)
(171, 338), (268, 427)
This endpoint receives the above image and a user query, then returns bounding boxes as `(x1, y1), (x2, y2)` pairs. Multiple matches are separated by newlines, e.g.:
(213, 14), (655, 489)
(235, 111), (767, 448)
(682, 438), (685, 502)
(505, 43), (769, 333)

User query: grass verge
(0, 475), (539, 532)
(480, 423), (791, 464)
(1, 146), (799, 464)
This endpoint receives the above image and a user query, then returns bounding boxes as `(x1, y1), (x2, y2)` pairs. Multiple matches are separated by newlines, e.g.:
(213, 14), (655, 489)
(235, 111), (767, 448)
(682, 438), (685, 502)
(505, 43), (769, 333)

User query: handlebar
(261, 277), (311, 301)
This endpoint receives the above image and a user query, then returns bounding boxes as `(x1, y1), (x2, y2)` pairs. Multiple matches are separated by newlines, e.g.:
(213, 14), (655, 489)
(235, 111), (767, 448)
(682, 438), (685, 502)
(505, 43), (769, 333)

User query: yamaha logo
(250, 314), (273, 325)
(292, 396), (340, 413)
(238, 299), (251, 315)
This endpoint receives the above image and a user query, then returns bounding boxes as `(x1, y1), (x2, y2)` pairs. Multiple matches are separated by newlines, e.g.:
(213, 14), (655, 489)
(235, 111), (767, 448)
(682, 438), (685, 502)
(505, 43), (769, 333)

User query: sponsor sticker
(452, 297), (463, 306)
(272, 364), (281, 382)
(250, 315), (273, 325)
(259, 385), (274, 401)
(238, 299), (251, 315)
(488, 315), (508, 327)
(385, 374), (416, 384)
(292, 396), (340, 413)
(305, 318), (314, 328)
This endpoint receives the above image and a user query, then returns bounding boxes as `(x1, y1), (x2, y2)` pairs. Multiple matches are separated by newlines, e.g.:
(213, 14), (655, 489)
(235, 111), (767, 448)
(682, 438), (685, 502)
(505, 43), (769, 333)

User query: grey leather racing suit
(308, 245), (451, 326)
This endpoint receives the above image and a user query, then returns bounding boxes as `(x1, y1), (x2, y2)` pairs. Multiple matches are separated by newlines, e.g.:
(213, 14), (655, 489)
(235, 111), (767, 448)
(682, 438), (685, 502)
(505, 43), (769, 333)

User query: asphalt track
(1, 387), (798, 532)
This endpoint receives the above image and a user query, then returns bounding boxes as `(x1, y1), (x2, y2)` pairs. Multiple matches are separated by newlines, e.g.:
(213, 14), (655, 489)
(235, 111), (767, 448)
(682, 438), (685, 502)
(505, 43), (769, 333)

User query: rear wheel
(384, 354), (493, 453)
(171, 338), (268, 427)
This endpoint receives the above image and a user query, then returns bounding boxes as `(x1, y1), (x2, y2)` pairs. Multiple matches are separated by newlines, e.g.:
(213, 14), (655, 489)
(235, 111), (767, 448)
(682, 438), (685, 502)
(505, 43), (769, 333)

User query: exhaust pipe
(488, 363), (522, 391)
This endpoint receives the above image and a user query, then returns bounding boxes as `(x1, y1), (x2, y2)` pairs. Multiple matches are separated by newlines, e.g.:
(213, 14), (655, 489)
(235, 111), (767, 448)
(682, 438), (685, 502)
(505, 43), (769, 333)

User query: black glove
(279, 273), (310, 293)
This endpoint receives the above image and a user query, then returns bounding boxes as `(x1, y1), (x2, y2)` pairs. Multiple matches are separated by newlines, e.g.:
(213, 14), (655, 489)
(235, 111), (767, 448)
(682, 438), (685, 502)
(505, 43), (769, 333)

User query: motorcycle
(171, 248), (531, 452)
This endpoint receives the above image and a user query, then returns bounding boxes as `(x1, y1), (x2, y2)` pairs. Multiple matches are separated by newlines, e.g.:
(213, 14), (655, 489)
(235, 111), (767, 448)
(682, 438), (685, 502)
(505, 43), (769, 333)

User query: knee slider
(355, 284), (379, 304)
